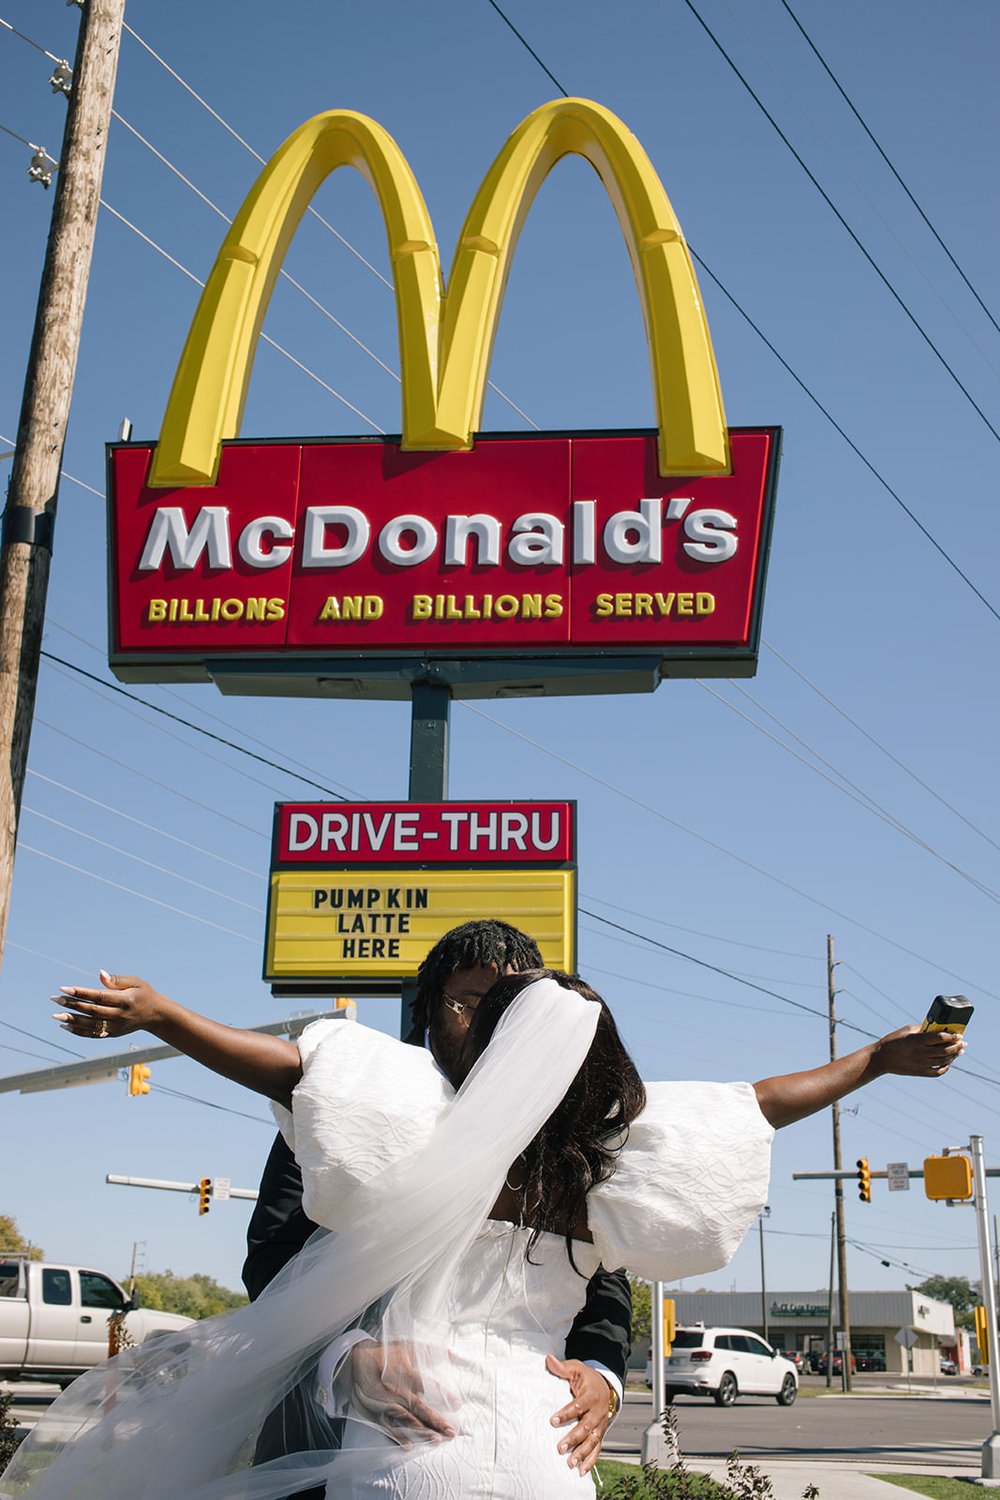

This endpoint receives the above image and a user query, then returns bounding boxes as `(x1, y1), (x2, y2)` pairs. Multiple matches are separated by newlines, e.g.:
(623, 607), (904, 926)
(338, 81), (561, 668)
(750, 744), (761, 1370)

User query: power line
(27, 770), (262, 879)
(777, 0), (1000, 341)
(97, 200), (384, 435)
(463, 701), (999, 1002)
(39, 651), (350, 799)
(18, 844), (258, 944)
(471, 7), (999, 625)
(764, 642), (1000, 856)
(118, 21), (538, 432)
(691, 245), (1000, 624)
(680, 0), (1000, 446)
(580, 893), (817, 960)
(20, 806), (263, 913)
(699, 680), (1000, 905)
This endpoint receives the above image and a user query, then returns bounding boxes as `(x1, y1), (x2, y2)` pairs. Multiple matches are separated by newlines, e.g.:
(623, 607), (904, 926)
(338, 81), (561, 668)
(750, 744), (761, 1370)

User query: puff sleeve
(587, 1082), (774, 1282)
(272, 1020), (452, 1230)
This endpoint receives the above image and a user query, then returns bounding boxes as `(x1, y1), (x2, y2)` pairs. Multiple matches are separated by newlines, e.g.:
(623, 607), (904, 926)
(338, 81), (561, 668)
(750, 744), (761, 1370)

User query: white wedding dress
(277, 1011), (774, 1498)
(1, 981), (772, 1500)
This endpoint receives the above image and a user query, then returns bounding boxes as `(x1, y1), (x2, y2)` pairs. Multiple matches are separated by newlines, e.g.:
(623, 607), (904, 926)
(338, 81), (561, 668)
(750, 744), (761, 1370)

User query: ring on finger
(95, 1021), (109, 1039)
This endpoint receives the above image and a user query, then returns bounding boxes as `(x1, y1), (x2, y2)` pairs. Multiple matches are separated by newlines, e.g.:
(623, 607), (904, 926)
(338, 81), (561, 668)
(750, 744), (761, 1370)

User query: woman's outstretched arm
(753, 1025), (965, 1129)
(53, 971), (302, 1106)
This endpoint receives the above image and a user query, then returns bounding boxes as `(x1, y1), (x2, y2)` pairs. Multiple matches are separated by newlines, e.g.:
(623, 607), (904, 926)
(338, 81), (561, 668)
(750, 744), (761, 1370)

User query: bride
(1, 967), (962, 1498)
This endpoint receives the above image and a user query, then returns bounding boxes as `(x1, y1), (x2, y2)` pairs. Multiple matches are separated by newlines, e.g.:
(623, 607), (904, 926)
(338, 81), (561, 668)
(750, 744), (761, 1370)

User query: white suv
(646, 1325), (798, 1407)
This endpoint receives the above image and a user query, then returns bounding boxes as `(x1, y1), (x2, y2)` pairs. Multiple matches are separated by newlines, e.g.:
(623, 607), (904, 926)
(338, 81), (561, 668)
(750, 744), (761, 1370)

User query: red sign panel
(108, 429), (778, 680)
(274, 801), (575, 866)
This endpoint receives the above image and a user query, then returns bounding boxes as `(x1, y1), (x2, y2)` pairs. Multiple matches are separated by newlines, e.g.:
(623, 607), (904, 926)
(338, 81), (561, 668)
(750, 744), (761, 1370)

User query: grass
(868, 1477), (983, 1498)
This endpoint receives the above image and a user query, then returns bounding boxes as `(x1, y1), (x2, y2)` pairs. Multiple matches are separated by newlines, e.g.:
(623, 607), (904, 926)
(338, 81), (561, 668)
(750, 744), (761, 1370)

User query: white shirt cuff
(314, 1328), (373, 1416)
(584, 1360), (623, 1425)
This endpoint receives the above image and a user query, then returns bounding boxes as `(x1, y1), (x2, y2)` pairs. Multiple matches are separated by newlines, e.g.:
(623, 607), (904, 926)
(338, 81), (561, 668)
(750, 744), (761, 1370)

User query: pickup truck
(0, 1257), (193, 1386)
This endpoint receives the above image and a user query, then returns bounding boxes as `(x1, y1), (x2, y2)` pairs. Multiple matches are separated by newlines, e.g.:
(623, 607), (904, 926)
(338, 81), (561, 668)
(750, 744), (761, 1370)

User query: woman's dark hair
(462, 968), (646, 1267)
(407, 920), (543, 1040)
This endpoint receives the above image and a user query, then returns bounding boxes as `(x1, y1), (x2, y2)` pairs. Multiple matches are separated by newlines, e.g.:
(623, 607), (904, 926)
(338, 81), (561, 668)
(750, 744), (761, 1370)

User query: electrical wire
(699, 680), (1000, 905)
(20, 806), (264, 913)
(680, 0), (1000, 446)
(777, 0), (1000, 341)
(17, 844), (258, 944)
(580, 893), (817, 960)
(119, 21), (538, 431)
(764, 643), (1000, 856)
(472, 9), (999, 625)
(464, 701), (1000, 1002)
(27, 770), (262, 880)
(97, 201), (384, 435)
(39, 651), (351, 799)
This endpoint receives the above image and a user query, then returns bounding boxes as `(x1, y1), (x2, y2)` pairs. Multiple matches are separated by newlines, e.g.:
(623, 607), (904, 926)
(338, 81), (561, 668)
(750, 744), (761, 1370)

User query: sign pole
(400, 681), (451, 1041)
(971, 1135), (1000, 1478)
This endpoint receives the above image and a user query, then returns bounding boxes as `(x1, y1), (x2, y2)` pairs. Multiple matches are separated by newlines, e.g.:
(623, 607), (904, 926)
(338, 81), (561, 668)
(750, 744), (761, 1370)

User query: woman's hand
(546, 1355), (615, 1475)
(52, 972), (171, 1040)
(872, 1025), (965, 1076)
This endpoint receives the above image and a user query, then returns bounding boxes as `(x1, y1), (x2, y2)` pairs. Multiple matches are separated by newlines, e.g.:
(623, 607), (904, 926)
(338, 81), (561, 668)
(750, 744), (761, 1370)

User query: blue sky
(1, 0), (998, 1305)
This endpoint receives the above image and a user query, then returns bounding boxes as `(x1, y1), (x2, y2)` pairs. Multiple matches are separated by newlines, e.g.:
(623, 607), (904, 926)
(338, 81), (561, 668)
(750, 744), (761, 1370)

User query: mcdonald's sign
(108, 100), (780, 699)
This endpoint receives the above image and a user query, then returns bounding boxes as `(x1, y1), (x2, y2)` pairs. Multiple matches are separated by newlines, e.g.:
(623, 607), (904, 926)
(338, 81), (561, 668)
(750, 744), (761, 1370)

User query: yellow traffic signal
(127, 1064), (151, 1097)
(856, 1158), (871, 1203)
(663, 1297), (676, 1354)
(923, 1155), (973, 1201)
(197, 1177), (212, 1216)
(974, 1305), (989, 1368)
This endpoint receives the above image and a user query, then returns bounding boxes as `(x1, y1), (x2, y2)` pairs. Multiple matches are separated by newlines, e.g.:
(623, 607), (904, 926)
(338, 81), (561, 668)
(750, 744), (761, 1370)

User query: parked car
(773, 1349), (804, 1373)
(855, 1353), (886, 1372)
(645, 1326), (798, 1407)
(973, 1363), (990, 1378)
(816, 1351), (857, 1376)
(939, 1357), (958, 1375)
(0, 1257), (193, 1387)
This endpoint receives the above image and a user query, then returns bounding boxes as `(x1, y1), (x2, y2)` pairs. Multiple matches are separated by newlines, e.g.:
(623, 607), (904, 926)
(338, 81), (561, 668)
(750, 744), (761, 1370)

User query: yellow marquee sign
(264, 868), (576, 986)
(151, 98), (729, 486)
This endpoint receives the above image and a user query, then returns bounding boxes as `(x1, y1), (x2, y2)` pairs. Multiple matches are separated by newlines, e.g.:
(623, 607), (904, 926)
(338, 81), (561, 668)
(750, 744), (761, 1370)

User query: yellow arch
(150, 100), (729, 487)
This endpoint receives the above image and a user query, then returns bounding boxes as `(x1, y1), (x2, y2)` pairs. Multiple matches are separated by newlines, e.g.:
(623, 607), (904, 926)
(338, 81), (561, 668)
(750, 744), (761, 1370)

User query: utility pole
(0, 0), (125, 980)
(828, 933), (852, 1390)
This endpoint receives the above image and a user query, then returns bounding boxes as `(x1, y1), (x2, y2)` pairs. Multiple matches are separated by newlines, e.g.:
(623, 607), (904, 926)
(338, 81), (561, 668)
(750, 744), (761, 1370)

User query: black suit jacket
(243, 1132), (632, 1382)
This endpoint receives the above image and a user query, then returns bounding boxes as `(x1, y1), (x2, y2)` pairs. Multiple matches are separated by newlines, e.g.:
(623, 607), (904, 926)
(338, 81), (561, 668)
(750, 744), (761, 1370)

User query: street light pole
(759, 1205), (771, 1344)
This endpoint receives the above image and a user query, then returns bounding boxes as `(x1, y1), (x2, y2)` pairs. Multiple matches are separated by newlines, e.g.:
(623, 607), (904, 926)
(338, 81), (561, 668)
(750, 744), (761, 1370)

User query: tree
(629, 1276), (651, 1343)
(0, 1213), (42, 1260)
(129, 1270), (247, 1320)
(912, 1274), (980, 1331)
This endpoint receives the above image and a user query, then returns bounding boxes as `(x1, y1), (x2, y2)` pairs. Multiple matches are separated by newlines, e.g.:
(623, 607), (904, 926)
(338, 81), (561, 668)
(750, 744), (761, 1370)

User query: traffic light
(663, 1297), (676, 1353)
(974, 1305), (989, 1369)
(197, 1177), (212, 1216)
(127, 1064), (151, 1097)
(856, 1158), (871, 1203)
(923, 1154), (973, 1201)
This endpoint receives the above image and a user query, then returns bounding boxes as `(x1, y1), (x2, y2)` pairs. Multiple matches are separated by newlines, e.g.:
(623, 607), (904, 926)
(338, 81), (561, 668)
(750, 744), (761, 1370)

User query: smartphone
(920, 995), (974, 1034)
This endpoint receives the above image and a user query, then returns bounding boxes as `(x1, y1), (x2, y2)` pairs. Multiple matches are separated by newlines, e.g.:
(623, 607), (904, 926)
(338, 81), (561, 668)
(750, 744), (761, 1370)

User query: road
(609, 1381), (992, 1469)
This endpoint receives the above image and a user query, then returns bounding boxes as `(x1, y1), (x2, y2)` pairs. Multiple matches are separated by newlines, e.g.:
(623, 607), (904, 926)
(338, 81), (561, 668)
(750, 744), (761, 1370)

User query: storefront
(645, 1289), (956, 1377)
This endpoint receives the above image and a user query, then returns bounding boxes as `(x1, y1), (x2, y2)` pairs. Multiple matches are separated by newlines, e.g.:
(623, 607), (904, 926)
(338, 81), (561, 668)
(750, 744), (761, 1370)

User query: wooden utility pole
(0, 0), (125, 980)
(828, 932), (853, 1391)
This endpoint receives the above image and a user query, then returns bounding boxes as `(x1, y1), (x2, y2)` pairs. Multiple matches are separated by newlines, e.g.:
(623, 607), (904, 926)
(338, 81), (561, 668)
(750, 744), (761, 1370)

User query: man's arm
(754, 1025), (964, 1129)
(243, 1133), (319, 1300)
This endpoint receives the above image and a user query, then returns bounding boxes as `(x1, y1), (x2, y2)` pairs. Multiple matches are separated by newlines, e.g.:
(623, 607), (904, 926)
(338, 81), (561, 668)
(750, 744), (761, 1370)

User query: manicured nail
(52, 1013), (71, 1022)
(59, 987), (75, 996)
(559, 1441), (569, 1453)
(99, 970), (112, 984)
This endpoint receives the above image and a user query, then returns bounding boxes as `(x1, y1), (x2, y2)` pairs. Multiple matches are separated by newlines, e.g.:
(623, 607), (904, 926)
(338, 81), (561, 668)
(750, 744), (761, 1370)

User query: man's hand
(546, 1354), (615, 1475)
(347, 1341), (456, 1447)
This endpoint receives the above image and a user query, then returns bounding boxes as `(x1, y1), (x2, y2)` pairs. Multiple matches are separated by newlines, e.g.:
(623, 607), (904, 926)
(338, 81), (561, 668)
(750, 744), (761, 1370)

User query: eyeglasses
(440, 991), (480, 1021)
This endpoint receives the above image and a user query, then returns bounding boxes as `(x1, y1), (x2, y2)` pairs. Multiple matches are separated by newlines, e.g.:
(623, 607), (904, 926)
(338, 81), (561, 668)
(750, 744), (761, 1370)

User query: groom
(244, 919), (631, 1484)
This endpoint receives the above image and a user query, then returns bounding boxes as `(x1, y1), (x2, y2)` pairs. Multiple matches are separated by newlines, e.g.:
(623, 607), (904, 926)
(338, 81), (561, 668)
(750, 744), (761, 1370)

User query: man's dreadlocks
(407, 920), (543, 1041)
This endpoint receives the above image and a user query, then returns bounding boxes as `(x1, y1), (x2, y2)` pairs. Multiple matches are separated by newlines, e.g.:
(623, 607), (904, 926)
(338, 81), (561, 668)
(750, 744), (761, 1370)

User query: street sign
(264, 800), (577, 990)
(895, 1327), (918, 1350)
(836, 1332), (849, 1350)
(887, 1162), (910, 1192)
(212, 1177), (231, 1202)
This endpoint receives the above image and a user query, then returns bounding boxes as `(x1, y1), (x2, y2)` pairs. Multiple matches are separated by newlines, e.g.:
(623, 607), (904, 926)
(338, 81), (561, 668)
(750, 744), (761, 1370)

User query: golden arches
(150, 99), (729, 487)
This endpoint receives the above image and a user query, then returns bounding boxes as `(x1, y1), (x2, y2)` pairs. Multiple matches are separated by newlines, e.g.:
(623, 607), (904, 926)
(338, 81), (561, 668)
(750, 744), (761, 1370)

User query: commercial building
(658, 1289), (957, 1376)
